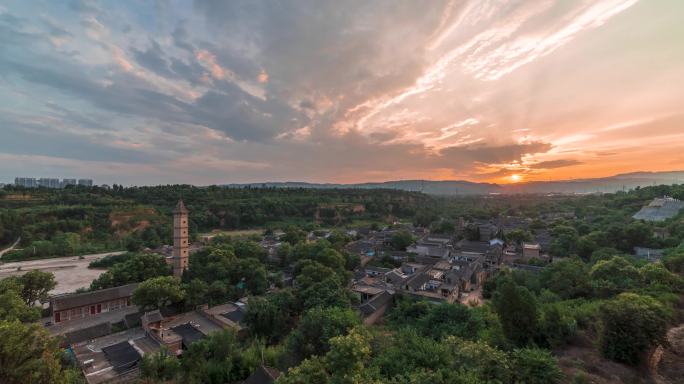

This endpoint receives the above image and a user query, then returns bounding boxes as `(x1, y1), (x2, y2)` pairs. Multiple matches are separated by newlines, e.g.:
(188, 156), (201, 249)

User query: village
(1, 192), (681, 384)
(27, 198), (567, 384)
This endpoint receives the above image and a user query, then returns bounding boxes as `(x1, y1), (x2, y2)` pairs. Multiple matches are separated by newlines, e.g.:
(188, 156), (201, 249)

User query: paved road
(0, 251), (126, 294)
(0, 237), (21, 259)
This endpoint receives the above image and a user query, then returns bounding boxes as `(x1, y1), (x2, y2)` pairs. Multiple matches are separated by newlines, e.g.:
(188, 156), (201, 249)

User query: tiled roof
(242, 365), (281, 384)
(51, 283), (138, 312)
(64, 322), (112, 345)
(102, 341), (141, 373)
(171, 323), (205, 348)
(359, 291), (393, 316)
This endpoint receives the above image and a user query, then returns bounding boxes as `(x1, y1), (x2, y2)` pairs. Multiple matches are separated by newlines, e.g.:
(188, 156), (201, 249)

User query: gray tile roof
(359, 291), (393, 316)
(51, 283), (138, 312)
(242, 365), (281, 384)
(64, 322), (112, 345)
(142, 310), (163, 324)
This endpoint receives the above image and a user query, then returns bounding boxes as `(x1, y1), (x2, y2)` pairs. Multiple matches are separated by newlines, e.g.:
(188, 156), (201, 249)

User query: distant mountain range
(224, 171), (684, 195)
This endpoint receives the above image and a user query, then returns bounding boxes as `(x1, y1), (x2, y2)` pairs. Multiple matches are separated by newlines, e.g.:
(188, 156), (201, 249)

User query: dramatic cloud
(528, 160), (584, 170)
(0, 0), (682, 185)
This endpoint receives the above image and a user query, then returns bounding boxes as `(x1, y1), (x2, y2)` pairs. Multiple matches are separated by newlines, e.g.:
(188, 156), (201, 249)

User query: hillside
(225, 170), (684, 195)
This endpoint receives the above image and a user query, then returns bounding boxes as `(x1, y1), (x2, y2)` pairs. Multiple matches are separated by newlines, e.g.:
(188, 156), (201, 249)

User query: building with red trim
(50, 283), (138, 324)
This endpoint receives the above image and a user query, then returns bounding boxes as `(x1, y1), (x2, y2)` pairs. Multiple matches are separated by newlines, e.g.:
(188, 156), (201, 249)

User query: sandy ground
(459, 286), (483, 306)
(0, 251), (125, 295)
(652, 323), (684, 384)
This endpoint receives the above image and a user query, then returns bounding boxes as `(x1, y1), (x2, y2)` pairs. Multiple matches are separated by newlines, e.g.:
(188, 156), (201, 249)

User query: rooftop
(173, 199), (189, 214)
(242, 365), (282, 384)
(633, 197), (684, 222)
(72, 328), (157, 384)
(50, 283), (138, 312)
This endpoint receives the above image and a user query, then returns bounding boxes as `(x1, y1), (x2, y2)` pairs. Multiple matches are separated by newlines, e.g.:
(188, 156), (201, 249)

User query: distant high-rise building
(15, 177), (38, 188)
(15, 177), (94, 188)
(38, 178), (60, 188)
(62, 179), (77, 188)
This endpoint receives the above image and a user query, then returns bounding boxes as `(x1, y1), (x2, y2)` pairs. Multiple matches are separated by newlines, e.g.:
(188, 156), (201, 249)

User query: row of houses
(349, 231), (508, 324)
(45, 284), (280, 384)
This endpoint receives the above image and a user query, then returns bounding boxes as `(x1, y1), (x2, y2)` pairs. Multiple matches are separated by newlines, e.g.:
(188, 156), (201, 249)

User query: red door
(96, 304), (101, 313)
(55, 312), (61, 323)
(90, 306), (96, 315)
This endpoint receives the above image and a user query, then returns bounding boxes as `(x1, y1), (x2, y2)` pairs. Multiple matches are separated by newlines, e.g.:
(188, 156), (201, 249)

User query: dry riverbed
(0, 252), (125, 294)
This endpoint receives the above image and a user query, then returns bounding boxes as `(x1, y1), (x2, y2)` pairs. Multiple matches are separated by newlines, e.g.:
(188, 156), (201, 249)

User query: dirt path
(0, 237), (21, 259)
(650, 323), (684, 384)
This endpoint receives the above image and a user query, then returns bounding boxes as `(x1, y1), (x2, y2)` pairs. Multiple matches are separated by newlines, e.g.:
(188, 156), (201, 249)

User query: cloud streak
(0, 0), (681, 185)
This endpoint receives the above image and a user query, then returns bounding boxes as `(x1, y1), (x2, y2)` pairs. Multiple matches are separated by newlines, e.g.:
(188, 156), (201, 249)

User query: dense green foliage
(90, 253), (171, 290)
(0, 321), (82, 384)
(132, 276), (186, 311)
(1, 185), (429, 260)
(599, 293), (670, 365)
(2, 183), (684, 383)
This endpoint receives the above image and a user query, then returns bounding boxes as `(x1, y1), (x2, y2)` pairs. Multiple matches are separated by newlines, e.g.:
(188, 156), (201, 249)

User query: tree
(493, 278), (539, 346)
(510, 348), (563, 384)
(0, 321), (64, 384)
(179, 329), (242, 384)
(230, 258), (269, 295)
(506, 229), (532, 245)
(537, 304), (576, 348)
(663, 251), (684, 274)
(277, 243), (294, 266)
(327, 230), (353, 250)
(539, 258), (591, 299)
(140, 349), (181, 381)
(294, 260), (353, 310)
(576, 233), (600, 261)
(278, 356), (330, 384)
(233, 239), (268, 262)
(550, 225), (578, 257)
(372, 328), (450, 379)
(141, 227), (162, 248)
(91, 253), (170, 290)
(287, 307), (360, 363)
(183, 279), (209, 308)
(390, 303), (485, 341)
(125, 235), (143, 252)
(133, 276), (185, 311)
(325, 328), (372, 383)
(184, 246), (236, 283)
(590, 256), (641, 297)
(599, 293), (669, 365)
(245, 290), (298, 343)
(444, 337), (512, 383)
(640, 262), (682, 290)
(624, 221), (654, 251)
(390, 230), (414, 251)
(19, 270), (56, 305)
(430, 221), (455, 234)
(283, 226), (307, 245)
(0, 289), (40, 322)
(53, 232), (81, 256)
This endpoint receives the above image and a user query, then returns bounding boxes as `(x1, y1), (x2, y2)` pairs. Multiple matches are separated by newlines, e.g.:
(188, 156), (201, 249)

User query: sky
(1, 0), (683, 186)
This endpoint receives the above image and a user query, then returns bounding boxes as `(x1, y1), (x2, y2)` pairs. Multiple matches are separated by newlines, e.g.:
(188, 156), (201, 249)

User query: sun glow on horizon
(510, 174), (522, 183)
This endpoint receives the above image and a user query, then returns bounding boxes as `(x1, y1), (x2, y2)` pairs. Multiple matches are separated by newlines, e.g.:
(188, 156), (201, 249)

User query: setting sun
(510, 174), (522, 183)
